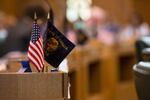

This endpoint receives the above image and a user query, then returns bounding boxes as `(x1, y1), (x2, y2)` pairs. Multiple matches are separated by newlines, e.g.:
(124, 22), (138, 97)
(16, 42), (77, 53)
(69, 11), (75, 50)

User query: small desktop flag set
(19, 10), (75, 72)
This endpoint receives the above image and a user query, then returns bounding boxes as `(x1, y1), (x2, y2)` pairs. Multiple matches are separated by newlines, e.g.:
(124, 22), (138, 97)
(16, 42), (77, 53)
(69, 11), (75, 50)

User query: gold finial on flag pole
(34, 12), (37, 20)
(47, 12), (50, 20)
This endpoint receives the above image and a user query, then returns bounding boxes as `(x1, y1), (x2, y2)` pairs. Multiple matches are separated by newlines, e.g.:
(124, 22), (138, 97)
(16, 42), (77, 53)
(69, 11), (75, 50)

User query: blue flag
(43, 20), (75, 68)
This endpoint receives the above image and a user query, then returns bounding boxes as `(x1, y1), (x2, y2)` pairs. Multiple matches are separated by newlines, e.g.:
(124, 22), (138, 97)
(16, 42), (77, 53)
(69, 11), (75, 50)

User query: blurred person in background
(84, 6), (106, 38)
(74, 19), (89, 45)
(0, 12), (9, 57)
(76, 29), (88, 45)
(0, 5), (47, 71)
(0, 12), (16, 71)
(65, 22), (77, 44)
(65, 19), (89, 46)
(2, 5), (47, 58)
(84, 6), (119, 46)
(96, 14), (120, 46)
(119, 12), (150, 43)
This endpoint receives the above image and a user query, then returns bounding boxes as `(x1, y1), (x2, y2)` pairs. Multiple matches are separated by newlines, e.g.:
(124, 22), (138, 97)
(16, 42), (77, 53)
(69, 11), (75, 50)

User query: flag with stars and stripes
(27, 21), (44, 71)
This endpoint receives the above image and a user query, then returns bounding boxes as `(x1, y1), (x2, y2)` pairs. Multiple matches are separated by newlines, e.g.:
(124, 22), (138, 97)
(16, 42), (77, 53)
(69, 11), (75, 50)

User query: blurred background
(0, 0), (150, 100)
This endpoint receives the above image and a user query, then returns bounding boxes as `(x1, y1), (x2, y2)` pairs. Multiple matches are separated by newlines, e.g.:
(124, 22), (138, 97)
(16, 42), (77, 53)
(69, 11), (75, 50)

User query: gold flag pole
(47, 12), (50, 20)
(34, 12), (37, 20)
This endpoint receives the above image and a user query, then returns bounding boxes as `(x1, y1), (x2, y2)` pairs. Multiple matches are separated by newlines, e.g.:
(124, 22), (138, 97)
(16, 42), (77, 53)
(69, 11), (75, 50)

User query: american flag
(28, 21), (44, 71)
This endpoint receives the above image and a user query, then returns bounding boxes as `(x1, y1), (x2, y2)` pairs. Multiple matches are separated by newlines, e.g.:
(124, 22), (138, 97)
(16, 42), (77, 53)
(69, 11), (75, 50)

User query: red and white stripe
(28, 37), (44, 71)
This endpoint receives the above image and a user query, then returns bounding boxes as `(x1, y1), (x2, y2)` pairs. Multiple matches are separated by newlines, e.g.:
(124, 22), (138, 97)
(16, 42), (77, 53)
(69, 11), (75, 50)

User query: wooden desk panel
(0, 73), (68, 100)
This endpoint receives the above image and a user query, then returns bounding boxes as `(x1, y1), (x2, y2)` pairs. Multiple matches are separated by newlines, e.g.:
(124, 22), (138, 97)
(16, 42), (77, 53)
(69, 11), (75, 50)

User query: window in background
(66, 0), (92, 22)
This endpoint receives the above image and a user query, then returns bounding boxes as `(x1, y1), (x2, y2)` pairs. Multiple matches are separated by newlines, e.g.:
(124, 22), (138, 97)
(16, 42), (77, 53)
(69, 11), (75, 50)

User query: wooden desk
(0, 72), (68, 100)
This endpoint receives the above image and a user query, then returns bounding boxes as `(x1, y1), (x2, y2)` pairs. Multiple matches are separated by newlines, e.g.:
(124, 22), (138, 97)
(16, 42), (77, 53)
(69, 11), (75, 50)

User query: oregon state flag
(43, 20), (75, 68)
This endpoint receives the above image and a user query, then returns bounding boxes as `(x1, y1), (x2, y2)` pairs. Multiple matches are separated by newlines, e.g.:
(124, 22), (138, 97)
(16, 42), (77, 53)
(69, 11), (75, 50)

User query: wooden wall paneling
(75, 48), (86, 100)
(100, 46), (118, 100)
(92, 0), (134, 24)
(115, 45), (138, 100)
(80, 40), (118, 100)
(0, 0), (31, 15)
(82, 44), (103, 100)
(46, 0), (66, 32)
(69, 69), (83, 100)
(115, 81), (138, 100)
(0, 0), (66, 30)
(134, 0), (150, 24)
(68, 47), (86, 100)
